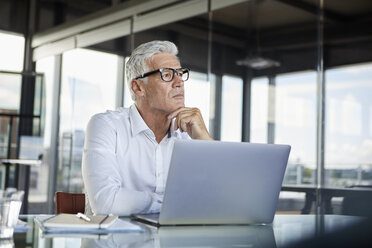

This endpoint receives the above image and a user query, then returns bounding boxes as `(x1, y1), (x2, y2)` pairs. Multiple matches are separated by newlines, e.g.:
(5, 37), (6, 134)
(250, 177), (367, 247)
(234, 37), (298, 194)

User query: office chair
(55, 192), (85, 214)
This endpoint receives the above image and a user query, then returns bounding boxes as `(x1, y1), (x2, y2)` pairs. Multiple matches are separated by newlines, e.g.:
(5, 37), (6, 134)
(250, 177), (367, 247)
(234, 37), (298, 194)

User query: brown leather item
(55, 192), (85, 214)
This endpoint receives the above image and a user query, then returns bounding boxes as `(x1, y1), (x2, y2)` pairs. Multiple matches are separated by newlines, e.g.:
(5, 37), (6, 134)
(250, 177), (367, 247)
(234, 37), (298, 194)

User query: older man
(82, 40), (212, 216)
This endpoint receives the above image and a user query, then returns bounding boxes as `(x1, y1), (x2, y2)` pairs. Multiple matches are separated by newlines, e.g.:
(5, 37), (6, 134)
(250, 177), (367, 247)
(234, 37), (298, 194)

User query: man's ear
(131, 79), (145, 98)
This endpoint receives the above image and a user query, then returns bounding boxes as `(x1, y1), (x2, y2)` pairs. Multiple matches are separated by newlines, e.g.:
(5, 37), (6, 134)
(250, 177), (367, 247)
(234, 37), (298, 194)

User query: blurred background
(0, 0), (371, 215)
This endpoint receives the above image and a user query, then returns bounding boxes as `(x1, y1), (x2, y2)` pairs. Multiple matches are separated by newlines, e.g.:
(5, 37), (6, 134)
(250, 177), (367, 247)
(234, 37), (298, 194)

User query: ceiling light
(236, 56), (280, 70)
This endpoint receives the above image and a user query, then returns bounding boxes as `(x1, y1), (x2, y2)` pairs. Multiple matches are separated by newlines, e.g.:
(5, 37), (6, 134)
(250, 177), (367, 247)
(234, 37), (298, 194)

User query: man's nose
(173, 72), (184, 87)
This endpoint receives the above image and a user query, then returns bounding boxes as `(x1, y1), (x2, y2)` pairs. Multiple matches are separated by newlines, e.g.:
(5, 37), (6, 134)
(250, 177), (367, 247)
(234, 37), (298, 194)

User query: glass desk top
(11, 214), (368, 248)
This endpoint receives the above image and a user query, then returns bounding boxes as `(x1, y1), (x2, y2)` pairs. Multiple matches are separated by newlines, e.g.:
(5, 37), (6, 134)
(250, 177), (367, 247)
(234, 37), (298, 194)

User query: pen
(76, 212), (91, 222)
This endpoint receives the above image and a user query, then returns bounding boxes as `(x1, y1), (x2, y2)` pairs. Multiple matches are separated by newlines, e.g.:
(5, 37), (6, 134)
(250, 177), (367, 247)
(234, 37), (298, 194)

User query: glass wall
(220, 75), (243, 141)
(276, 71), (317, 185)
(0, 31), (25, 188)
(35, 56), (55, 212)
(0, 32), (25, 159)
(251, 71), (317, 213)
(186, 71), (211, 130)
(123, 57), (134, 108)
(321, 0), (372, 214)
(58, 49), (120, 193)
(251, 77), (268, 143)
(0, 31), (48, 212)
(218, 0), (318, 213)
(0, 32), (24, 72)
(0, 72), (22, 162)
(251, 72), (317, 182)
(0, 73), (22, 112)
(325, 63), (372, 187)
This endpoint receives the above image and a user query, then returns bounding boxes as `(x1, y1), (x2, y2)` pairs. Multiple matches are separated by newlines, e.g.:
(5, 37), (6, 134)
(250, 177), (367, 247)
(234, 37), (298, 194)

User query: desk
(11, 214), (368, 248)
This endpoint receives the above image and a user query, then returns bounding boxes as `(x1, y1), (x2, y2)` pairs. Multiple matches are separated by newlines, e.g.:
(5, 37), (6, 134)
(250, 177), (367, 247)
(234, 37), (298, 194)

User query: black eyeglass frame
(135, 67), (190, 82)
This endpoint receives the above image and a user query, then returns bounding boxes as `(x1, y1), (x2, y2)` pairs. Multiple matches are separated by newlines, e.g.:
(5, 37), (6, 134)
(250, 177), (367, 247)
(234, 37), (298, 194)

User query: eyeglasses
(135, 67), (190, 82)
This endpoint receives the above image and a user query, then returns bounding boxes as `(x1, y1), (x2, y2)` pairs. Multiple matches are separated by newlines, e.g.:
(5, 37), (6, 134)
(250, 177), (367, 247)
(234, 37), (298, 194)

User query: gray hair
(125, 40), (179, 101)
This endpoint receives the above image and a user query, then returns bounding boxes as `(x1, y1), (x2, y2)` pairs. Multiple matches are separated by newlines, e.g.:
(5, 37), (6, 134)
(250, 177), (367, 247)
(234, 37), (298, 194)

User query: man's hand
(168, 107), (213, 140)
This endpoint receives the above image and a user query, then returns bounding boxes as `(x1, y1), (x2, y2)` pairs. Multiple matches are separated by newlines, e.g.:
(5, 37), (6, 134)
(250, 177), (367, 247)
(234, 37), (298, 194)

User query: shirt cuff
(147, 192), (163, 214)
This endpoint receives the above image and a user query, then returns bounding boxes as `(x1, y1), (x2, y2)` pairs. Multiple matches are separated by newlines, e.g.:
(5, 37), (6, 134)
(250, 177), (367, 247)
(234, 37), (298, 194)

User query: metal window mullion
(208, 0), (222, 140)
(213, 75), (222, 140)
(242, 69), (252, 142)
(116, 56), (125, 109)
(47, 54), (62, 214)
(316, 0), (326, 215)
(7, 117), (13, 159)
(267, 76), (276, 144)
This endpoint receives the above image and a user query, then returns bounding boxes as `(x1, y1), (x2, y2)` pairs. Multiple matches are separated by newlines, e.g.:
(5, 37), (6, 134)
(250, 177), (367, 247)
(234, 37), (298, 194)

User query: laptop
(133, 139), (290, 226)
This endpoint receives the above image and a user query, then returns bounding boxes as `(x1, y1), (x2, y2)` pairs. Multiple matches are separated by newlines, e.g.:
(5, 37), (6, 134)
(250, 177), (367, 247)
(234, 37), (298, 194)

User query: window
(0, 31), (25, 113)
(0, 31), (24, 158)
(32, 56), (56, 205)
(58, 48), (119, 192)
(325, 62), (372, 187)
(251, 72), (317, 185)
(276, 71), (317, 185)
(220, 75), (243, 141)
(0, 73), (22, 112)
(0, 31), (24, 72)
(185, 71), (211, 130)
(251, 77), (269, 143)
(123, 57), (134, 108)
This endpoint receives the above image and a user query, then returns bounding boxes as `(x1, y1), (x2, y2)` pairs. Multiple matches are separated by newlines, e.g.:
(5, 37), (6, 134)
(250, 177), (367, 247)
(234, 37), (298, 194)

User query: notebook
(35, 214), (142, 234)
(41, 214), (117, 229)
(133, 139), (291, 226)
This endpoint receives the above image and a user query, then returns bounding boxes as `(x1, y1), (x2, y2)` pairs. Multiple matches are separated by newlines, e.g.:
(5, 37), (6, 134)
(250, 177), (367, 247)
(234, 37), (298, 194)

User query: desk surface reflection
(15, 214), (365, 248)
(81, 225), (275, 248)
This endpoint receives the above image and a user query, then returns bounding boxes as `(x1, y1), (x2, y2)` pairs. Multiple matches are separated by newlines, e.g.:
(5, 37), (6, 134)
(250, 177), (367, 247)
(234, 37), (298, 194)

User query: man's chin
(169, 103), (185, 112)
(177, 102), (185, 109)
(174, 99), (185, 107)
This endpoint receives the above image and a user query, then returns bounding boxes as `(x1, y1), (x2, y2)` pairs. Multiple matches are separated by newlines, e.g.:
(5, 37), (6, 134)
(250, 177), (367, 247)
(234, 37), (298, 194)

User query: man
(82, 40), (212, 216)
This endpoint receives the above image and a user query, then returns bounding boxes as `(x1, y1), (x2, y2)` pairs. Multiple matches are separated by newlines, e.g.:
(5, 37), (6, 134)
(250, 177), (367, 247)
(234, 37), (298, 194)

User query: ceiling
(1, 0), (371, 76)
(1, 0), (371, 37)
(211, 0), (372, 30)
(34, 0), (372, 32)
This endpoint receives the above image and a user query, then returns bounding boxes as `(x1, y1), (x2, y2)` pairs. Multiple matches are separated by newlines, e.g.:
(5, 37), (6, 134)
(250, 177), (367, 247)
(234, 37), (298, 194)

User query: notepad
(35, 215), (142, 234)
(42, 214), (117, 229)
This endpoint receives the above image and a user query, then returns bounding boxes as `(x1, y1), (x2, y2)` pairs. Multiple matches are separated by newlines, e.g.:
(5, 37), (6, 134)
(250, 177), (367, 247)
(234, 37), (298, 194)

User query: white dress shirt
(82, 104), (190, 216)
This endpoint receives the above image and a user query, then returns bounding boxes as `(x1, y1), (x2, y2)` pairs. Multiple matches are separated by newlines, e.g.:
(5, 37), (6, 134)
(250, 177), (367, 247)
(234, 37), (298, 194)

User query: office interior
(0, 0), (371, 217)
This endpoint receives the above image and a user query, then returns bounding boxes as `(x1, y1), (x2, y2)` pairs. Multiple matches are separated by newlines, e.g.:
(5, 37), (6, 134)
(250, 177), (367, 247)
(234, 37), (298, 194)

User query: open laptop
(132, 139), (290, 226)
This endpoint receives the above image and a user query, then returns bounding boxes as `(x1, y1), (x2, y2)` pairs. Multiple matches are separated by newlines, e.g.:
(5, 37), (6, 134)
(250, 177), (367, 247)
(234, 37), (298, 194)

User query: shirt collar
(129, 104), (175, 139)
(129, 104), (151, 136)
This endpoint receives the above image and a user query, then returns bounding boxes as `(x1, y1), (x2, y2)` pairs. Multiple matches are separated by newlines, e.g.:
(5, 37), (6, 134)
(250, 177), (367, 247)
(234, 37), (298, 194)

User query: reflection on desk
(81, 232), (154, 248)
(15, 214), (369, 248)
(273, 214), (364, 247)
(81, 225), (275, 248)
